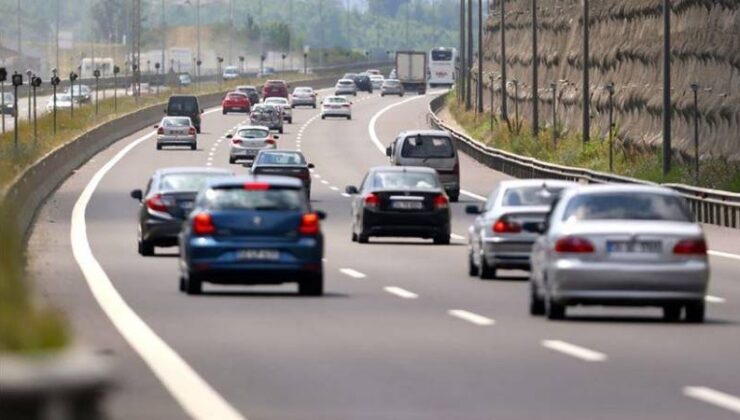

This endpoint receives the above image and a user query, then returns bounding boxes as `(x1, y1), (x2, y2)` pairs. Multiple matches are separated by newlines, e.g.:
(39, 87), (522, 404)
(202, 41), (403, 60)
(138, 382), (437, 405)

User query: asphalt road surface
(28, 88), (740, 419)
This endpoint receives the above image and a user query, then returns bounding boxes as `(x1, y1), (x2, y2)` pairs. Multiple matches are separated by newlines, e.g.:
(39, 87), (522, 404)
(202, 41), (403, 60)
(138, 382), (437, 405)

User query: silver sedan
(529, 184), (709, 322)
(335, 79), (357, 96)
(155, 116), (197, 150)
(467, 179), (577, 279)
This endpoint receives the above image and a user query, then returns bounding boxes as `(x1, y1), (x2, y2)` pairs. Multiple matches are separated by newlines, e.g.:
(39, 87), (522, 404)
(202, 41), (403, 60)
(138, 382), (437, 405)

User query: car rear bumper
(548, 259), (709, 305)
(223, 106), (249, 112)
(362, 210), (450, 238)
(143, 219), (183, 246)
(482, 237), (535, 269)
(321, 109), (351, 117)
(381, 89), (403, 95)
(292, 98), (315, 106)
(157, 135), (196, 145)
(335, 89), (356, 95)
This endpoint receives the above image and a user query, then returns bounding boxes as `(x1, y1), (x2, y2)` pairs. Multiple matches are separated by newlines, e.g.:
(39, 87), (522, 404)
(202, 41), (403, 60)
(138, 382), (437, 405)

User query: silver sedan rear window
(562, 193), (693, 222)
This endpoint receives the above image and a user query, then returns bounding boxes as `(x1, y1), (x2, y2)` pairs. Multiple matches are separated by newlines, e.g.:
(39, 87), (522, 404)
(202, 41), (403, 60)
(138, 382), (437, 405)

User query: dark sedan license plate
(236, 249), (280, 261)
(607, 241), (662, 253)
(391, 200), (424, 210)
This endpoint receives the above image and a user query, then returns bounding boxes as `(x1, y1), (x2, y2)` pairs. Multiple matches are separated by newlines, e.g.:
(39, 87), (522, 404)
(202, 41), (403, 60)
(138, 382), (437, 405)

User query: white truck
(395, 51), (428, 94)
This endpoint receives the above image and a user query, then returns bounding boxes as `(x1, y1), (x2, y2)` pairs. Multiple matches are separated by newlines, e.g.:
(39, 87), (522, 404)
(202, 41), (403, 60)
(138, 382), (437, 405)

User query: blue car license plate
(236, 249), (280, 261)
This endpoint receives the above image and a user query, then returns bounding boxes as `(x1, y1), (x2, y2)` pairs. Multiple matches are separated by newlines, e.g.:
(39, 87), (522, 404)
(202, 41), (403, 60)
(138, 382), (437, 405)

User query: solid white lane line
(461, 190), (486, 202)
(339, 268), (367, 279)
(705, 295), (726, 303)
(368, 94), (430, 153)
(384, 286), (419, 299)
(542, 340), (607, 362)
(684, 386), (740, 414)
(708, 250), (740, 261)
(448, 310), (495, 326)
(71, 110), (246, 420)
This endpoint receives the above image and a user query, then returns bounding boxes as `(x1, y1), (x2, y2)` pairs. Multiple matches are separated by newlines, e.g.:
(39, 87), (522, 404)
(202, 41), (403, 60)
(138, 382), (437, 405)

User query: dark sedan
(250, 150), (315, 199)
(346, 166), (451, 244)
(178, 176), (326, 295)
(130, 167), (233, 256)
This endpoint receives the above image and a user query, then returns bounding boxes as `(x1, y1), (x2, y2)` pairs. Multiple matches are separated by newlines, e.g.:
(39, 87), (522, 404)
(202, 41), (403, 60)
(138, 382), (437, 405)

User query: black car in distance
(130, 167), (233, 255)
(346, 166), (451, 244)
(343, 73), (374, 93)
(166, 95), (204, 133)
(250, 150), (315, 199)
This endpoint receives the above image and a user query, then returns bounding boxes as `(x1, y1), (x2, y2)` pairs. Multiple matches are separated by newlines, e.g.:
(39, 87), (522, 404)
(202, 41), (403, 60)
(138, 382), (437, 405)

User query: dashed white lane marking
(70, 107), (246, 420)
(684, 386), (740, 414)
(450, 233), (466, 241)
(321, 180), (329, 185)
(448, 310), (495, 326)
(542, 340), (607, 362)
(708, 250), (740, 261)
(341, 193), (351, 198)
(339, 268), (367, 279)
(705, 295), (726, 303)
(329, 186), (339, 191)
(384, 286), (419, 299)
(313, 174), (321, 179)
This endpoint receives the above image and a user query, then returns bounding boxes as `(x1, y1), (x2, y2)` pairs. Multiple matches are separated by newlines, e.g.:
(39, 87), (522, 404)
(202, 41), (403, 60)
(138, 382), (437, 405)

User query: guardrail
(427, 94), (740, 229)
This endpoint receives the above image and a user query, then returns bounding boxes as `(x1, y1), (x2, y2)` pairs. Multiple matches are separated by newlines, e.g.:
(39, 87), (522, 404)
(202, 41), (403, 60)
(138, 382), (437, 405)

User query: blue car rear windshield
(203, 188), (306, 211)
(562, 192), (693, 222)
(257, 152), (306, 165)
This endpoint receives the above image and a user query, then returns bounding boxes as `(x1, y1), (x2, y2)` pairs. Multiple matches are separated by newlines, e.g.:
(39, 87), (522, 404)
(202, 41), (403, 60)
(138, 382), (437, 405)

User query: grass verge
(446, 92), (740, 192)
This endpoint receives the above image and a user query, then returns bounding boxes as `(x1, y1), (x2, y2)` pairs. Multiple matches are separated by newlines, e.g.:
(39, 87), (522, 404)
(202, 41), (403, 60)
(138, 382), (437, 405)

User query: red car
(262, 80), (289, 99)
(222, 92), (251, 114)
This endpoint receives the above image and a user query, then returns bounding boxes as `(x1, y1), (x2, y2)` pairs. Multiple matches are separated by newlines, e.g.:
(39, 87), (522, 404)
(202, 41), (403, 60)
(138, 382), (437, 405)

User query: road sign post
(51, 70), (60, 135)
(31, 75), (41, 146)
(113, 65), (120, 111)
(691, 83), (700, 183)
(1, 67), (6, 134)
(94, 69), (101, 116)
(11, 72), (22, 149)
(606, 82), (615, 172)
(69, 71), (78, 117)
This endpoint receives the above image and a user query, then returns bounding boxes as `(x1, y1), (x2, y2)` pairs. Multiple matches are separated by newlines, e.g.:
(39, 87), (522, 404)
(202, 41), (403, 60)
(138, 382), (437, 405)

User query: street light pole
(606, 82), (615, 172)
(69, 71), (77, 117)
(466, 0), (473, 110)
(113, 65), (120, 111)
(551, 82), (557, 143)
(531, 0), (539, 135)
(582, 0), (590, 143)
(26, 69), (32, 121)
(499, 0), (508, 122)
(31, 75), (41, 146)
(459, 0), (465, 104)
(11, 72), (22, 150)
(662, 0), (672, 175)
(0, 67), (6, 135)
(477, 0), (484, 113)
(691, 82), (699, 183)
(155, 62), (161, 95)
(513, 79), (519, 133)
(489, 74), (495, 131)
(51, 69), (59, 135)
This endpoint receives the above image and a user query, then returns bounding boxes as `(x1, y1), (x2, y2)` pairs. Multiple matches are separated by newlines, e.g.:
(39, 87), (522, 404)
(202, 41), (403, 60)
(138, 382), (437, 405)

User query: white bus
(428, 47), (457, 87)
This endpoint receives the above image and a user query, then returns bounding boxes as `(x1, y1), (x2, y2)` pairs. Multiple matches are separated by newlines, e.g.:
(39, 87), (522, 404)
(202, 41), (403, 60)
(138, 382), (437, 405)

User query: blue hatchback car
(179, 176), (325, 296)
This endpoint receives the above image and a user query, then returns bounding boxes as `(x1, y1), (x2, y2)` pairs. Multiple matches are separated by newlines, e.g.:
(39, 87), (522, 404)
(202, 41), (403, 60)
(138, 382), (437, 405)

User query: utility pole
(289, 0), (293, 70)
(228, 0), (233, 65)
(466, 0), (473, 110)
(197, 0), (201, 79)
(499, 0), (508, 122)
(531, 0), (539, 135)
(459, 0), (466, 104)
(56, 0), (60, 70)
(161, 0), (166, 73)
(132, 0), (141, 99)
(582, 0), (590, 143)
(662, 0), (672, 174)
(477, 0), (484, 113)
(406, 0), (410, 49)
(17, 0), (21, 61)
(259, 0), (264, 69)
(319, 0), (324, 67)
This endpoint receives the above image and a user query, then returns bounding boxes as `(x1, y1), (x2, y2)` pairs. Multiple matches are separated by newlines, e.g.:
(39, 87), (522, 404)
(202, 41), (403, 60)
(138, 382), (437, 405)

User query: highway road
(28, 88), (740, 419)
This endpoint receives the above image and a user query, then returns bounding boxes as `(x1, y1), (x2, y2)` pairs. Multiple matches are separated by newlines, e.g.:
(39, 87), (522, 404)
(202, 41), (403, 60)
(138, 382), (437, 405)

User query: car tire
(685, 302), (705, 323)
(196, 127), (201, 134)
(449, 193), (459, 202)
(663, 304), (682, 322)
(351, 229), (358, 242)
(279, 127), (284, 134)
(467, 250), (479, 276)
(478, 253), (496, 279)
(288, 118), (293, 124)
(138, 239), (154, 256)
(433, 234), (450, 245)
(358, 230), (369, 244)
(179, 277), (186, 292)
(222, 110), (226, 115)
(229, 156), (236, 164)
(321, 115), (326, 120)
(313, 104), (316, 109)
(347, 115), (351, 120)
(546, 296), (566, 320)
(156, 144), (162, 150)
(299, 272), (323, 296)
(190, 142), (197, 151)
(381, 93), (385, 97)
(529, 283), (546, 316)
(185, 272), (202, 295)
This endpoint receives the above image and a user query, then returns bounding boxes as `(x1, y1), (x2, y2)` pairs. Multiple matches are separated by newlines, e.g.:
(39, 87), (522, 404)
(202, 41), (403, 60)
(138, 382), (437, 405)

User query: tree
(91, 0), (130, 43)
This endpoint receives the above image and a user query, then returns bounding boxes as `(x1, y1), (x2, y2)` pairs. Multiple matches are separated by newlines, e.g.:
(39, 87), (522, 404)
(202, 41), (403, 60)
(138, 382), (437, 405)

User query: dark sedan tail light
(299, 213), (320, 235)
(554, 236), (595, 253)
(433, 194), (449, 210)
(146, 194), (174, 213)
(493, 217), (522, 233)
(364, 193), (380, 209)
(193, 212), (216, 235)
(673, 239), (707, 255)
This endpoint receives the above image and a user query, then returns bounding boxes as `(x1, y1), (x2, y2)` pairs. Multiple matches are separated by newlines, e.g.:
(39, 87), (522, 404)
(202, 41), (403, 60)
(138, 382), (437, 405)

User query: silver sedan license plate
(236, 249), (280, 261)
(607, 241), (661, 253)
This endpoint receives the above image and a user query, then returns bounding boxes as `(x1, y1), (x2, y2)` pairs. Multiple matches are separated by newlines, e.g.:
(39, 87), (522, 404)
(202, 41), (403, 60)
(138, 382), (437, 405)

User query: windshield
(257, 152), (306, 165)
(503, 186), (566, 207)
(562, 192), (694, 222)
(265, 98), (287, 104)
(168, 98), (198, 113)
(162, 117), (191, 127)
(237, 128), (269, 138)
(327, 97), (347, 103)
(401, 135), (455, 159)
(227, 93), (246, 100)
(159, 173), (223, 192)
(204, 188), (305, 211)
(373, 171), (439, 190)
(294, 88), (312, 94)
(431, 50), (453, 61)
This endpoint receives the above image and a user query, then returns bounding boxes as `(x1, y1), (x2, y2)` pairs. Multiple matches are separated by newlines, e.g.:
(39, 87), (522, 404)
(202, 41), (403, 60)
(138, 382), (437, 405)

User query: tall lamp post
(0, 67), (6, 134)
(93, 69), (100, 116)
(303, 52), (308, 75)
(155, 62), (161, 95)
(26, 69), (33, 121)
(11, 72), (22, 149)
(606, 82), (615, 172)
(51, 69), (60, 134)
(31, 75), (41, 145)
(690, 82), (700, 183)
(500, 0), (508, 122)
(477, 0), (483, 113)
(662, 0), (672, 175)
(465, 0), (473, 110)
(551, 82), (557, 143)
(239, 56), (245, 78)
(488, 73), (495, 131)
(69, 71), (78, 117)
(531, 0), (539, 135)
(459, 0), (465, 104)
(512, 79), (520, 133)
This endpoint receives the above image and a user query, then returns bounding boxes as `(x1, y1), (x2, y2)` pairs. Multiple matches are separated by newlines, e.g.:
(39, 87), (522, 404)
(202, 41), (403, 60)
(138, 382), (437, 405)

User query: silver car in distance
(155, 116), (197, 150)
(467, 179), (577, 279)
(529, 184), (709, 322)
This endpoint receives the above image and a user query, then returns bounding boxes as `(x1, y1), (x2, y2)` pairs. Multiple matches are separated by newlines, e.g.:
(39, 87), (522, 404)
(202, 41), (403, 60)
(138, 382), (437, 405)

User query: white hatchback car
(334, 79), (357, 96)
(321, 96), (352, 120)
(227, 125), (277, 163)
(264, 97), (292, 124)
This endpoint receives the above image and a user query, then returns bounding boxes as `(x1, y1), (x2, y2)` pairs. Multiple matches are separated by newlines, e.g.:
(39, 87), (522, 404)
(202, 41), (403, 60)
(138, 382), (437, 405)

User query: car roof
(207, 175), (303, 189)
(154, 166), (232, 176)
(293, 86), (313, 90)
(496, 179), (578, 189)
(235, 124), (270, 131)
(565, 183), (678, 197)
(265, 97), (288, 101)
(227, 91), (247, 95)
(168, 95), (198, 100)
(338, 79), (355, 83)
(369, 166), (438, 175)
(325, 95), (348, 100)
(398, 129), (451, 138)
(236, 85), (256, 89)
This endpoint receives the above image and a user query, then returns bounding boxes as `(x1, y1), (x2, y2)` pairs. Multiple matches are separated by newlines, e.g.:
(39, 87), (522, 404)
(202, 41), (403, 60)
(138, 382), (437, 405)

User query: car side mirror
(153, 124), (158, 129)
(385, 146), (392, 157)
(200, 109), (204, 114)
(534, 221), (548, 234)
(226, 134), (233, 139)
(465, 204), (482, 215)
(130, 189), (143, 201)
(345, 186), (359, 195)
(307, 163), (315, 169)
(315, 210), (327, 220)
(273, 135), (279, 140)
